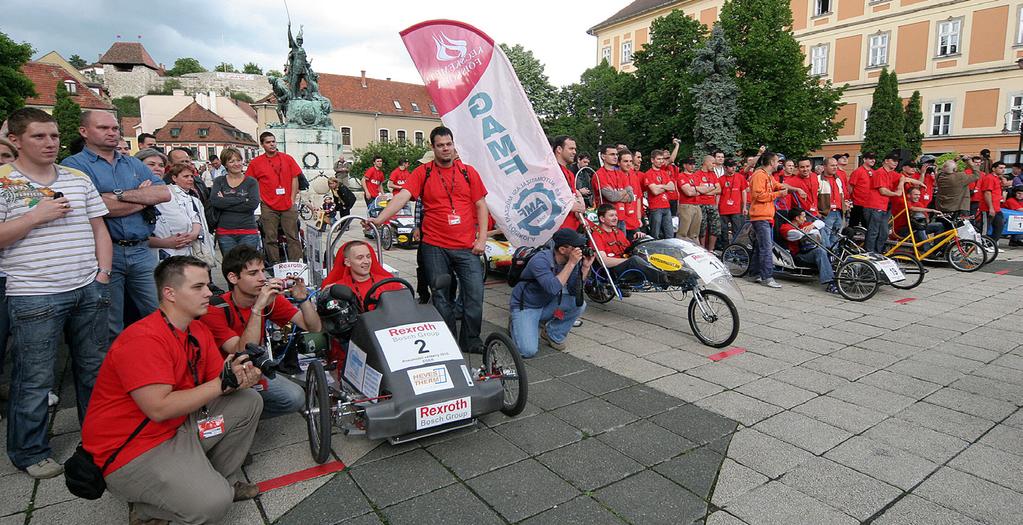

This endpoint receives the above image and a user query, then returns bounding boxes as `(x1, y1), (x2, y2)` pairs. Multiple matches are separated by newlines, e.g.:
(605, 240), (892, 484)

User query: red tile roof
(153, 101), (257, 146)
(98, 42), (160, 70)
(120, 116), (141, 134)
(257, 73), (439, 118)
(589, 0), (678, 34)
(21, 62), (114, 110)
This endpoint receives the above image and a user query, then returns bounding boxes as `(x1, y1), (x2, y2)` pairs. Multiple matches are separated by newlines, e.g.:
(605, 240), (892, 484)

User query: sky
(4, 0), (626, 87)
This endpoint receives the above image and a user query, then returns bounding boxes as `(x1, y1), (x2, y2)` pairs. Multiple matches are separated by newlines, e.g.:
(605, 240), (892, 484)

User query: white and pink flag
(400, 20), (573, 247)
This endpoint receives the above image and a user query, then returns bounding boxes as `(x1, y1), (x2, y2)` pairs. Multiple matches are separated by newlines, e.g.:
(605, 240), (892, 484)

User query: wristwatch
(113, 189), (125, 201)
(98, 268), (112, 277)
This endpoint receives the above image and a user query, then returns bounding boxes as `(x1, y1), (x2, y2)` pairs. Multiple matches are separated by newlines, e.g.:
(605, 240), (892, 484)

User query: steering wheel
(625, 236), (657, 256)
(363, 277), (416, 312)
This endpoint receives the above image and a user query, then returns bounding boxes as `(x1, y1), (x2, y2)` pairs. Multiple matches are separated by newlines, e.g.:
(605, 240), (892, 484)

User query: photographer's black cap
(552, 228), (587, 248)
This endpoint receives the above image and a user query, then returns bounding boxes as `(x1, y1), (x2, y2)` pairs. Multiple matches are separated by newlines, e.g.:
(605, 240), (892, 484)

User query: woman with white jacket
(151, 163), (215, 262)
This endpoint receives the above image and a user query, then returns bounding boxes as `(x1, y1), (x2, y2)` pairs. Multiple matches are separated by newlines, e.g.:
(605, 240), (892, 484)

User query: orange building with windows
(589, 0), (1023, 163)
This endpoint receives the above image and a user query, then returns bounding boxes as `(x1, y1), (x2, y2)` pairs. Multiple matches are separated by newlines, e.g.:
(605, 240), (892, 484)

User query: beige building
(139, 91), (258, 139)
(589, 0), (1023, 163)
(253, 71), (441, 161)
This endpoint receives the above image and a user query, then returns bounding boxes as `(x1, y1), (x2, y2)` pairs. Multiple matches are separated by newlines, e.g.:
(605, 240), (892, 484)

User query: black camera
(580, 246), (594, 258)
(140, 206), (159, 225)
(240, 343), (280, 379)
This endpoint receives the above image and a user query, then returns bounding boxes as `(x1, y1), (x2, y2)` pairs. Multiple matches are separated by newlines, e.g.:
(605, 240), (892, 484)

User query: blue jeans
(419, 242), (484, 352)
(748, 220), (775, 281)
(6, 280), (111, 469)
(257, 375), (304, 419)
(109, 244), (159, 338)
(510, 289), (586, 358)
(795, 247), (835, 285)
(217, 234), (261, 256)
(822, 210), (844, 249)
(0, 277), (8, 375)
(649, 208), (672, 239)
(864, 209), (890, 254)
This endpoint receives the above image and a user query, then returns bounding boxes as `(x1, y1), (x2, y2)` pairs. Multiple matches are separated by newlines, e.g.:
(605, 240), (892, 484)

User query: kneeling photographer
(509, 229), (594, 358)
(199, 245), (322, 420)
(80, 256), (263, 524)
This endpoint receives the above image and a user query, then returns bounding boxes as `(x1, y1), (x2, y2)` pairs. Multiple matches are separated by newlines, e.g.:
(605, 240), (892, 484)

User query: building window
(396, 130), (407, 143)
(937, 18), (962, 56)
(411, 102), (421, 113)
(170, 128), (181, 138)
(601, 47), (612, 64)
(207, 146), (216, 159)
(814, 0), (832, 16)
(867, 32), (889, 67)
(414, 131), (424, 146)
(392, 100), (402, 111)
(1009, 94), (1023, 132)
(379, 129), (389, 143)
(341, 127), (351, 146)
(931, 102), (953, 136)
(198, 128), (209, 138)
(429, 103), (438, 114)
(621, 41), (633, 64)
(63, 79), (77, 95)
(810, 44), (829, 76)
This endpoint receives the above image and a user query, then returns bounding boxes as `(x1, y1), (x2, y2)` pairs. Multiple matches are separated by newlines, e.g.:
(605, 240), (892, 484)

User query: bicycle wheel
(687, 289), (739, 348)
(888, 254), (925, 290)
(946, 238), (984, 272)
(980, 235), (999, 264)
(299, 205), (313, 222)
(835, 259), (880, 301)
(305, 360), (333, 464)
(483, 331), (528, 416)
(721, 244), (750, 277)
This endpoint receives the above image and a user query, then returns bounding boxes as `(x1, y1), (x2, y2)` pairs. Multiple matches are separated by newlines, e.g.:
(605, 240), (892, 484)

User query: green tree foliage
(500, 43), (563, 121)
(229, 92), (255, 103)
(719, 0), (845, 156)
(0, 32), (36, 124)
(166, 57), (206, 76)
(903, 90), (924, 159)
(544, 63), (637, 158)
(67, 54), (87, 69)
(112, 96), (140, 118)
(266, 69), (284, 78)
(214, 63), (237, 73)
(349, 140), (430, 191)
(242, 62), (263, 75)
(53, 82), (81, 161)
(861, 68), (906, 157)
(689, 24), (741, 159)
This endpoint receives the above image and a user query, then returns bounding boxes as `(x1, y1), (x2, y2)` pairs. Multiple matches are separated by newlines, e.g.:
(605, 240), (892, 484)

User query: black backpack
(507, 245), (548, 287)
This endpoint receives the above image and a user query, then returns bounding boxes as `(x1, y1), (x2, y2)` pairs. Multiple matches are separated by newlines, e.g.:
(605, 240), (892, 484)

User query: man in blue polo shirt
(63, 111), (171, 337)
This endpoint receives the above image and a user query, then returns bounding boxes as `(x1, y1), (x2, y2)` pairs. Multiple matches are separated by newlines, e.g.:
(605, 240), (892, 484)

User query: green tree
(500, 43), (562, 121)
(53, 82), (81, 161)
(242, 62), (263, 75)
(903, 90), (924, 159)
(544, 63), (636, 157)
(689, 24), (741, 159)
(349, 140), (430, 190)
(67, 54), (88, 69)
(229, 91), (255, 103)
(719, 0), (845, 156)
(0, 32), (36, 124)
(166, 57), (206, 76)
(861, 68), (906, 157)
(112, 96), (140, 117)
(213, 62), (237, 73)
(266, 69), (284, 78)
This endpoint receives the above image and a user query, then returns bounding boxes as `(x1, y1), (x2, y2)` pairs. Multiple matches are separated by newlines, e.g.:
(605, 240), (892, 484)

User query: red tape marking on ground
(995, 269), (1010, 275)
(894, 298), (916, 304)
(257, 461), (345, 493)
(708, 347), (746, 361)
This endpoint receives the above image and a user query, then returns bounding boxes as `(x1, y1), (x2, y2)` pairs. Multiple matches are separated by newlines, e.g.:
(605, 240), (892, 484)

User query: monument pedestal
(275, 126), (342, 187)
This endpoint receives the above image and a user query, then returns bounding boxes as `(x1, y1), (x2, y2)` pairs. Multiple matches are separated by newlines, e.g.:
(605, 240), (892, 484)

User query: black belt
(114, 239), (146, 247)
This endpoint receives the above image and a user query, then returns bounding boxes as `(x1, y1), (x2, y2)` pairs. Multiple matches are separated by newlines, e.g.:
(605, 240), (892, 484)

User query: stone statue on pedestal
(268, 23), (333, 128)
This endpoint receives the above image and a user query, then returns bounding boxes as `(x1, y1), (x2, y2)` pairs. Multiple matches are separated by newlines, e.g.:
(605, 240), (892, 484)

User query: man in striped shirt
(0, 108), (113, 479)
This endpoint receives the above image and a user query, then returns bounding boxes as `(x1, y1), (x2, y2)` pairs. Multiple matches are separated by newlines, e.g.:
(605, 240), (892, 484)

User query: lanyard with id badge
(160, 311), (224, 440)
(439, 168), (461, 225)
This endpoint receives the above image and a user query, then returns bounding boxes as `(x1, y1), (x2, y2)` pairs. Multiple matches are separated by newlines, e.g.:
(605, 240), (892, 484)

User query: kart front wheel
(305, 360), (333, 464)
(380, 225), (395, 251)
(483, 331), (528, 416)
(836, 259), (879, 302)
(584, 280), (615, 304)
(721, 244), (750, 278)
(688, 289), (739, 348)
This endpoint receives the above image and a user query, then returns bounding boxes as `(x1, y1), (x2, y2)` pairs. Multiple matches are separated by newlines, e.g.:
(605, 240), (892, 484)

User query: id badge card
(726, 200), (734, 206)
(275, 187), (286, 195)
(197, 414), (225, 439)
(448, 214), (461, 225)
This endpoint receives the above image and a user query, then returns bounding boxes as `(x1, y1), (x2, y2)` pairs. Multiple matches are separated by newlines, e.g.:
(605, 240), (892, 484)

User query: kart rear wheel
(947, 239), (984, 272)
(380, 225), (395, 251)
(980, 235), (999, 264)
(687, 289), (739, 348)
(888, 254), (925, 290)
(584, 279), (615, 304)
(305, 360), (332, 464)
(483, 331), (528, 416)
(721, 244), (750, 277)
(835, 259), (879, 302)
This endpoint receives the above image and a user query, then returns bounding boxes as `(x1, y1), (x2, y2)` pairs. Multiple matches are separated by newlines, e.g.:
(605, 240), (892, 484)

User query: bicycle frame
(885, 193), (964, 260)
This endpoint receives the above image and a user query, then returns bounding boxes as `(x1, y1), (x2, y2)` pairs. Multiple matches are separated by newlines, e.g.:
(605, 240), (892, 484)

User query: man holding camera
(82, 256), (263, 524)
(509, 229), (593, 358)
(63, 110), (171, 338)
(198, 245), (320, 418)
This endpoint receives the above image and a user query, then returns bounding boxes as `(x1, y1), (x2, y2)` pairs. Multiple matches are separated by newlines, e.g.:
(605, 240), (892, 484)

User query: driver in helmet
(322, 240), (403, 308)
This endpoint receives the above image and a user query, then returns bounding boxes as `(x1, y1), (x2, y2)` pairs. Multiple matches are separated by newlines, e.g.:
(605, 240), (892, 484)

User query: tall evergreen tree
(903, 90), (924, 159)
(689, 24), (741, 159)
(0, 32), (37, 124)
(719, 0), (844, 156)
(53, 82), (81, 161)
(861, 68), (906, 157)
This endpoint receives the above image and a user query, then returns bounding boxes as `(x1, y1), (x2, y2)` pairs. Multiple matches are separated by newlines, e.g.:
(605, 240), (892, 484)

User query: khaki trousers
(260, 204), (303, 263)
(677, 204), (702, 243)
(105, 389), (263, 525)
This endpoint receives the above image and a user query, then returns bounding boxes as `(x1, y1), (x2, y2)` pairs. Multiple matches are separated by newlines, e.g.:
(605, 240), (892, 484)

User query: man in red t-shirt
(847, 152), (877, 228)
(787, 158), (821, 216)
(82, 257), (263, 523)
(590, 204), (664, 284)
(553, 136), (587, 231)
(819, 157), (847, 248)
(644, 149), (677, 239)
(363, 156), (385, 205)
(619, 151), (645, 237)
(245, 131), (304, 263)
(388, 158), (410, 194)
(676, 158), (701, 242)
(591, 145), (633, 231)
(965, 155), (985, 217)
(693, 155), (722, 250)
(864, 153), (921, 253)
(979, 161), (1006, 244)
(199, 245), (321, 418)
(718, 159), (748, 243)
(370, 126), (488, 352)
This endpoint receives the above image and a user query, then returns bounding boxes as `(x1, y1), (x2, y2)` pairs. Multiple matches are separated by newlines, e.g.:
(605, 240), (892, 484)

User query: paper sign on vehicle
(376, 322), (462, 372)
(407, 365), (454, 395)
(343, 343), (381, 397)
(362, 365), (382, 398)
(683, 252), (726, 282)
(876, 259), (905, 282)
(273, 261), (310, 284)
(415, 396), (472, 430)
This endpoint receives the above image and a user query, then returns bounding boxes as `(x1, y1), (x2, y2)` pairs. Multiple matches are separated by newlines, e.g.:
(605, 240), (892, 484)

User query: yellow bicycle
(885, 195), (986, 272)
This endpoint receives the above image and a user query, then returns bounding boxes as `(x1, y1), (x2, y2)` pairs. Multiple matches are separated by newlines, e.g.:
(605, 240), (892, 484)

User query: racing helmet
(316, 285), (360, 336)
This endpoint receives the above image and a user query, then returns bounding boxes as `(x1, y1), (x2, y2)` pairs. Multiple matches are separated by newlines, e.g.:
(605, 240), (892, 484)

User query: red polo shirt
(593, 167), (629, 217)
(245, 152), (303, 211)
(718, 173), (748, 215)
(389, 168), (410, 193)
(644, 168), (672, 209)
(665, 164), (680, 201)
(676, 171), (699, 205)
(849, 166), (874, 207)
(693, 171), (719, 205)
(559, 165), (581, 231)
(363, 167), (385, 198)
(785, 175), (820, 215)
(865, 168), (897, 211)
(622, 169), (643, 229)
(199, 293), (298, 350)
(978, 173), (1002, 213)
(403, 161), (487, 249)
(591, 225), (630, 258)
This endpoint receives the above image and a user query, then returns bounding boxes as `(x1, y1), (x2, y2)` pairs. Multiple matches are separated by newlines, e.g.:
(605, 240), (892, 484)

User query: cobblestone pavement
(2, 205), (1021, 524)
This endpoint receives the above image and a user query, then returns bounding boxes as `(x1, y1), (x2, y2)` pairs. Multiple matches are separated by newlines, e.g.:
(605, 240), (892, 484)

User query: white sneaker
(25, 458), (63, 479)
(47, 392), (59, 407)
(762, 279), (782, 289)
